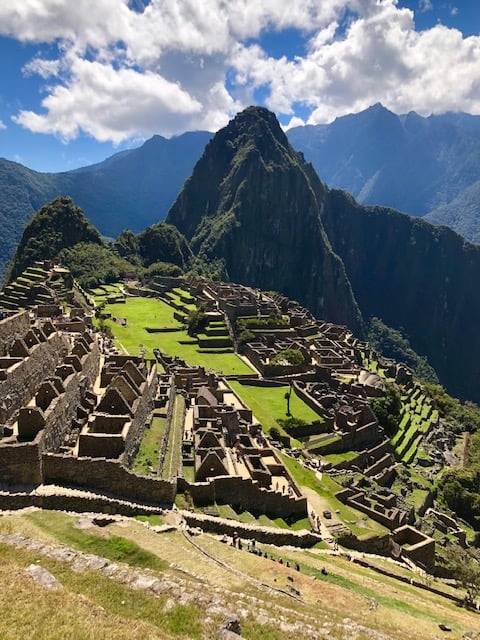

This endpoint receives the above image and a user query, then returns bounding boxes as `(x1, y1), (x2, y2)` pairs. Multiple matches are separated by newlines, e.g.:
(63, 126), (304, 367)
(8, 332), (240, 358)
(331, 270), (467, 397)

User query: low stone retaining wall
(182, 510), (321, 547)
(178, 475), (307, 518)
(43, 454), (176, 506)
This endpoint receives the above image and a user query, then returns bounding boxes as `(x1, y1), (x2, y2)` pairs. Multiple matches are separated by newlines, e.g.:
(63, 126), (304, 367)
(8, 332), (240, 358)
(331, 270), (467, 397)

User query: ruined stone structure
(0, 302), (173, 508)
(0, 270), (443, 564)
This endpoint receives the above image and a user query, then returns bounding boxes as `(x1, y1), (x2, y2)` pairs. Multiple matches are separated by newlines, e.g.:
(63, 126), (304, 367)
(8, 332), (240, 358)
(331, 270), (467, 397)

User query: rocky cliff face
(321, 191), (480, 402)
(167, 107), (363, 334)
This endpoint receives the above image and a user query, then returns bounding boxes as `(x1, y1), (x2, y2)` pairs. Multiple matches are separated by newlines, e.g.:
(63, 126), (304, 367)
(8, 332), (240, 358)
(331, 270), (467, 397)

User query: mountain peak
(166, 106), (363, 332)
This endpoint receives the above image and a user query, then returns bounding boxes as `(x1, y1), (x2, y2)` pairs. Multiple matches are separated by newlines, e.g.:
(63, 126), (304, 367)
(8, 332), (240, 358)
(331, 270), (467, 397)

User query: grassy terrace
(279, 452), (388, 539)
(99, 296), (253, 374)
(229, 382), (322, 437)
(391, 387), (438, 464)
(185, 501), (313, 532)
(132, 414), (166, 475)
(322, 450), (359, 466)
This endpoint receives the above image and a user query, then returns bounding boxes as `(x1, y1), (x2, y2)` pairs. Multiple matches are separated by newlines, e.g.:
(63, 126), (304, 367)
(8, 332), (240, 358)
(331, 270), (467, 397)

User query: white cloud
(283, 116), (306, 130)
(0, 120), (6, 130)
(419, 0), (433, 12)
(0, 0), (479, 142)
(232, 1), (480, 123)
(13, 57), (204, 142)
(23, 58), (60, 79)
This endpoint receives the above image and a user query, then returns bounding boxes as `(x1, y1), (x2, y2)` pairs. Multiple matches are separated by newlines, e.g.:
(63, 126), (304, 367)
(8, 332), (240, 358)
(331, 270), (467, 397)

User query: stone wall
(43, 453), (176, 505)
(124, 364), (158, 467)
(0, 489), (164, 516)
(0, 440), (42, 485)
(293, 381), (328, 417)
(182, 510), (321, 547)
(0, 332), (69, 423)
(178, 475), (307, 518)
(0, 311), (30, 356)
(41, 343), (101, 452)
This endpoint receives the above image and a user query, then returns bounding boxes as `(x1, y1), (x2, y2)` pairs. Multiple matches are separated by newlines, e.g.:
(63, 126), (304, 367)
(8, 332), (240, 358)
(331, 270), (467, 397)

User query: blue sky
(0, 0), (479, 172)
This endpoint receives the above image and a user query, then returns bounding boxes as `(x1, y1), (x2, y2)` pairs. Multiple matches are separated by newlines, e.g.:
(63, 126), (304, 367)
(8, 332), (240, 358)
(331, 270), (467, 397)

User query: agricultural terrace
(99, 296), (253, 375)
(229, 382), (322, 438)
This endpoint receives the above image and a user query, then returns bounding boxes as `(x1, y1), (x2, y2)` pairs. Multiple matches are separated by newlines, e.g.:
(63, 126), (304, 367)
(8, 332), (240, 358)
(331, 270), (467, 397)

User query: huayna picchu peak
(166, 106), (364, 336)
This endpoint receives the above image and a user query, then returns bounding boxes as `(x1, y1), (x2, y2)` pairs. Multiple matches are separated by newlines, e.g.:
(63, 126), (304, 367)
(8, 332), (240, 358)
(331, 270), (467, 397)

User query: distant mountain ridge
(288, 103), (480, 242)
(0, 130), (212, 284)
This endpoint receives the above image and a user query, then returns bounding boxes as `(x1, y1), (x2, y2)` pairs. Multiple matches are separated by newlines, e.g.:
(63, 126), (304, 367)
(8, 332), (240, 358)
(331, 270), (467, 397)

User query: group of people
(222, 533), (301, 571)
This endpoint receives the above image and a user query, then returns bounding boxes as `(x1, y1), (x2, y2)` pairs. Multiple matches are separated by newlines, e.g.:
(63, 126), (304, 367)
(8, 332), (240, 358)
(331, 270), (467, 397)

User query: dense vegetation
(6, 196), (104, 284)
(3, 196), (197, 290)
(367, 317), (439, 384)
(422, 383), (480, 529)
(370, 383), (403, 436)
(59, 242), (137, 289)
(137, 222), (192, 269)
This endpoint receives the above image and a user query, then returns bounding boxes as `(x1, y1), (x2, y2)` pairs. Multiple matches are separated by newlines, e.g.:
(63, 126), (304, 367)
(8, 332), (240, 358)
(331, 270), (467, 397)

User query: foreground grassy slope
(0, 509), (478, 640)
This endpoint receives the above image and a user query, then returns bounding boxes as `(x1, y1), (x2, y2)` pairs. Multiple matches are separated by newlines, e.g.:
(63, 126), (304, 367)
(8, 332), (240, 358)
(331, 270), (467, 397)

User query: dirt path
(300, 486), (342, 545)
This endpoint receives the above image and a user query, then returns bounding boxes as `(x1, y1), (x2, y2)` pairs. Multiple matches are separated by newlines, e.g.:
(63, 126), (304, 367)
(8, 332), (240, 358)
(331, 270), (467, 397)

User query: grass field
(100, 297), (253, 374)
(1, 510), (478, 640)
(229, 382), (322, 436)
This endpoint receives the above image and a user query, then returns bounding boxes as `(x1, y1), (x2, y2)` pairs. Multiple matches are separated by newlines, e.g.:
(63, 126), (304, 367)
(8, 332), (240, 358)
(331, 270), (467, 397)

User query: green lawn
(100, 297), (253, 374)
(278, 452), (388, 538)
(229, 382), (322, 435)
(132, 415), (166, 475)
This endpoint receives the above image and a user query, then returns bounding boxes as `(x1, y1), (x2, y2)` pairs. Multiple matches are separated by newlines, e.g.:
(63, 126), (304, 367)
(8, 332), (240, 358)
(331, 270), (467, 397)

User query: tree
(284, 382), (293, 415)
(271, 348), (304, 366)
(186, 307), (208, 336)
(371, 383), (402, 436)
(447, 545), (480, 607)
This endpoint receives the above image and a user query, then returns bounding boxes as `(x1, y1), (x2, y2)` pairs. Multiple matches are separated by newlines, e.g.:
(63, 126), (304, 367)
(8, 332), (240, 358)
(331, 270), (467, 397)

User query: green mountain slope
(0, 131), (211, 285)
(167, 106), (363, 334)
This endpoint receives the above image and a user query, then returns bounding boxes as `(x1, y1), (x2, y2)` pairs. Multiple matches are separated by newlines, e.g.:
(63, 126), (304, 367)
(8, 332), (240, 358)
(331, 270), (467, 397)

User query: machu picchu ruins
(0, 260), (472, 582)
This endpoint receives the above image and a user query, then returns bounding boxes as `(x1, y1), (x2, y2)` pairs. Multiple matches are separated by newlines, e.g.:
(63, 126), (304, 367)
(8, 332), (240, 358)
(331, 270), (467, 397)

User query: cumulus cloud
(0, 120), (6, 130)
(1, 0), (480, 142)
(13, 58), (204, 141)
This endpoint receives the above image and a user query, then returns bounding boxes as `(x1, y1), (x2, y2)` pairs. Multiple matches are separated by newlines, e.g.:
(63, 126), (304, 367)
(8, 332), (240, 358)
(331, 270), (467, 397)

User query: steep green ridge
(0, 159), (61, 287)
(322, 191), (480, 402)
(0, 131), (211, 285)
(6, 196), (104, 283)
(4, 198), (194, 290)
(367, 317), (439, 384)
(167, 106), (363, 334)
